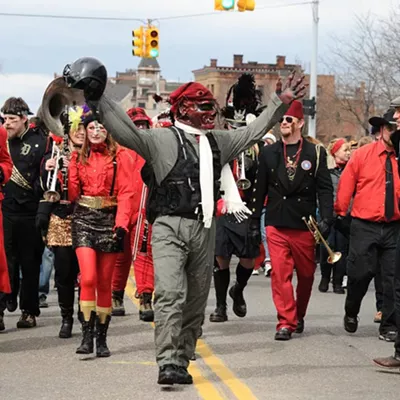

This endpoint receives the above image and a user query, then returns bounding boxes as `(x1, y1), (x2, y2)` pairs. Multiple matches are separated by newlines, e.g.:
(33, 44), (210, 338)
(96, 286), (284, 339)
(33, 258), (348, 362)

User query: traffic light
(215, 0), (235, 10)
(303, 97), (317, 119)
(145, 26), (159, 58)
(132, 27), (144, 57)
(237, 0), (255, 12)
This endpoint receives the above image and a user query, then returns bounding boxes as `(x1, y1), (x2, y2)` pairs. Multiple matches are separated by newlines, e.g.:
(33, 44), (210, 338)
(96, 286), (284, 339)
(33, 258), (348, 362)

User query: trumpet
(236, 152), (251, 190)
(302, 215), (342, 264)
(43, 142), (61, 203)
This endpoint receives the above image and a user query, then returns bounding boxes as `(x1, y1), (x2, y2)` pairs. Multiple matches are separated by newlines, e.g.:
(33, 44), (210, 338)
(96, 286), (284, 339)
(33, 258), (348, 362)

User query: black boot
(0, 311), (4, 332)
(210, 267), (230, 323)
(229, 283), (247, 317)
(59, 306), (74, 339)
(96, 315), (111, 357)
(139, 293), (154, 322)
(111, 290), (125, 317)
(229, 263), (252, 318)
(76, 311), (95, 354)
(318, 277), (330, 293)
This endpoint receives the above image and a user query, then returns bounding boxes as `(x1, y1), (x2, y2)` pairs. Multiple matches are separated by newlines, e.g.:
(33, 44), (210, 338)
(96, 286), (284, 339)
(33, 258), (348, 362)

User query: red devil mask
(169, 82), (217, 130)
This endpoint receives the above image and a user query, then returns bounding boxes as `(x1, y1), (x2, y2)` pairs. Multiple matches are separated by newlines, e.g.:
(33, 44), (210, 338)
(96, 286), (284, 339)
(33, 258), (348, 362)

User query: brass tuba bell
(38, 77), (85, 136)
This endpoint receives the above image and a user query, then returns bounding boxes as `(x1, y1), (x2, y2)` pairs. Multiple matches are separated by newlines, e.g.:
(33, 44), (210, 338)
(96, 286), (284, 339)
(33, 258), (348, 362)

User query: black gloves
(0, 167), (4, 184)
(36, 200), (55, 239)
(248, 218), (261, 247)
(335, 215), (351, 239)
(114, 227), (126, 248)
(317, 218), (331, 240)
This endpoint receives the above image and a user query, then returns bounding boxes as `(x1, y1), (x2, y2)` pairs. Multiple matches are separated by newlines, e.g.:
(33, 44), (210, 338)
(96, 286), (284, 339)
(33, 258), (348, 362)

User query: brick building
(193, 54), (298, 108)
(193, 54), (367, 143)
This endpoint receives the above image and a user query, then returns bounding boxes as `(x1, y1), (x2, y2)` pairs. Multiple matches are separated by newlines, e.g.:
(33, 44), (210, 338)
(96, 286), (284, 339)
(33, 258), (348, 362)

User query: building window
(211, 84), (215, 94)
(138, 102), (146, 108)
(142, 88), (149, 96)
(153, 103), (157, 110)
(257, 85), (264, 97)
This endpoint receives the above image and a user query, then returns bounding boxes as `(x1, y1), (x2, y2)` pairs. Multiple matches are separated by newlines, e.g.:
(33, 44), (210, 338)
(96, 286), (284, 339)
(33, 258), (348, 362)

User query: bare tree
(323, 10), (400, 137)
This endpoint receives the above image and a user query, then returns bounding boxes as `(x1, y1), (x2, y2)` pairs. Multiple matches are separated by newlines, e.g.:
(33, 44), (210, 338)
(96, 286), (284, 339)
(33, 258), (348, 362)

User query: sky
(0, 0), (397, 112)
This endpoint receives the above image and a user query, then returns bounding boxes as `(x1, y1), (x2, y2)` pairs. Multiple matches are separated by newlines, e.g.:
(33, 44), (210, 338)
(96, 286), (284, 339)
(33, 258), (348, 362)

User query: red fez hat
(285, 100), (304, 120)
(169, 82), (215, 113)
(126, 107), (152, 126)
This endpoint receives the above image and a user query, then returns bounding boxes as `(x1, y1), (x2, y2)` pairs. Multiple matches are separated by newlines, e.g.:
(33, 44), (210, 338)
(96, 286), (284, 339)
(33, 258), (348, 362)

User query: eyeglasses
(280, 116), (294, 124)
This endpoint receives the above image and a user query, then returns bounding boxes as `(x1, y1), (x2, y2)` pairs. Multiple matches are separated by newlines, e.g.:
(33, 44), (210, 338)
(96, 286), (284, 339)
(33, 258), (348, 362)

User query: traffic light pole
(308, 0), (319, 138)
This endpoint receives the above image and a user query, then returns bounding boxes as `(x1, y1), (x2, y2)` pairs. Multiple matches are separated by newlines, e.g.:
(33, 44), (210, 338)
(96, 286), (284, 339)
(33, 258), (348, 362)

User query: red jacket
(68, 144), (135, 231)
(335, 140), (400, 222)
(0, 126), (13, 293)
(126, 149), (146, 227)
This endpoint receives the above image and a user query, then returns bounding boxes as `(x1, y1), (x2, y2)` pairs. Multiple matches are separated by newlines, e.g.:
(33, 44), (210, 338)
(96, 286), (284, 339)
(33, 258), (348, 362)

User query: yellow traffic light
(144, 26), (159, 58)
(132, 27), (144, 57)
(237, 0), (255, 11)
(215, 0), (235, 10)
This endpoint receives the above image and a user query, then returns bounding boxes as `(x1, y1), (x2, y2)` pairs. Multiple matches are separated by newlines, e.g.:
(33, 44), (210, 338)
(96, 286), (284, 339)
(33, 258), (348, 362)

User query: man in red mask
(111, 108), (155, 322)
(63, 57), (305, 386)
(251, 100), (333, 341)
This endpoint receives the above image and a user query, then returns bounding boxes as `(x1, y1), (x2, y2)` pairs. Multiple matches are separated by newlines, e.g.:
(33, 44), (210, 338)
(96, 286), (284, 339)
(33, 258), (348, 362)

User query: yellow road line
(125, 275), (225, 400)
(197, 340), (258, 400)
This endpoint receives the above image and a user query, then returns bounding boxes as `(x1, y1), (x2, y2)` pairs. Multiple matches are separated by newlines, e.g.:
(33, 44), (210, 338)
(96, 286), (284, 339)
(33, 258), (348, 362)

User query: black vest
(142, 128), (222, 224)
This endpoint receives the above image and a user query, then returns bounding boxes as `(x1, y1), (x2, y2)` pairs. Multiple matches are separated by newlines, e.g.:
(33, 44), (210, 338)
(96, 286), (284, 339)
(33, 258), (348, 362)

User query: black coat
(252, 139), (333, 230)
(2, 127), (49, 215)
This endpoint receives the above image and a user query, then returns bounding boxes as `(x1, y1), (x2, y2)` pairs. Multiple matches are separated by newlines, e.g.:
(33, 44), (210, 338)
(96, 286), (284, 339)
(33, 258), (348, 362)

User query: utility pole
(308, 0), (319, 138)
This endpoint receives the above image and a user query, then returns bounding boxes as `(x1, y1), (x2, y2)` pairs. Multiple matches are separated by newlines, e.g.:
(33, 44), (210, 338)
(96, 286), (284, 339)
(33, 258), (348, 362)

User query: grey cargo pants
(151, 215), (216, 368)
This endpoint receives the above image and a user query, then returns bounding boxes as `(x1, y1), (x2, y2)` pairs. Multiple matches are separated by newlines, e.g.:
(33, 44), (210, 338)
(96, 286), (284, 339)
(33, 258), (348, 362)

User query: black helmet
(63, 57), (107, 101)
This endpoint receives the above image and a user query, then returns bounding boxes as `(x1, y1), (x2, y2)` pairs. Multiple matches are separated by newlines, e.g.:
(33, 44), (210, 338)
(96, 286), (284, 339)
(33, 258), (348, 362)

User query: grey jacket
(98, 93), (288, 185)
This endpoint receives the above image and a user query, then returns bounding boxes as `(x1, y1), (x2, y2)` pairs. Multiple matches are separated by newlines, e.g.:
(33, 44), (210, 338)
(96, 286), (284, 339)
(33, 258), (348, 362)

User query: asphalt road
(1, 265), (400, 400)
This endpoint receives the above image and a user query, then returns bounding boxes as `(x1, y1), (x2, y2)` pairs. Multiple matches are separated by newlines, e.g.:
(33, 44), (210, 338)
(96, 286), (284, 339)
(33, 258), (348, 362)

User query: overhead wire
(0, 2), (314, 23)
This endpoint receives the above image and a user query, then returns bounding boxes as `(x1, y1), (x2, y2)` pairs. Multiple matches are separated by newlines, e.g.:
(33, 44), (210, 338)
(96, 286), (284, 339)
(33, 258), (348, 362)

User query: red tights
(76, 247), (118, 308)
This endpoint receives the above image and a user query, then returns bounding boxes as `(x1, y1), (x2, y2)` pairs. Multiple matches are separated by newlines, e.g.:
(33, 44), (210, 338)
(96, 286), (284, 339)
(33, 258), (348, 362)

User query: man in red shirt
(335, 111), (399, 341)
(373, 98), (400, 369)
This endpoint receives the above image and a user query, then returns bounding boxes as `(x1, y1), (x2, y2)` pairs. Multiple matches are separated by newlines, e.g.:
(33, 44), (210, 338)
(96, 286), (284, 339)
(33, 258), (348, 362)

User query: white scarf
(174, 121), (251, 229)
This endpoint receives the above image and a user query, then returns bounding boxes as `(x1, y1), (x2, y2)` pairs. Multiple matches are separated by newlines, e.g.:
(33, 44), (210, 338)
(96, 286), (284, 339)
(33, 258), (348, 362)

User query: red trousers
(76, 248), (117, 308)
(112, 217), (154, 295)
(267, 226), (316, 331)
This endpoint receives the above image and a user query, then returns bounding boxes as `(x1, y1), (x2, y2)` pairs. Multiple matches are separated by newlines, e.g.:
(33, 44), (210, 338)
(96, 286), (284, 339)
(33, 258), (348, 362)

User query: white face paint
(86, 121), (107, 144)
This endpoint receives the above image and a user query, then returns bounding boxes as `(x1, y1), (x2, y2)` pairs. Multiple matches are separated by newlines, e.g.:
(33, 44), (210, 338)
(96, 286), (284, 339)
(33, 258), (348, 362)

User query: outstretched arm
(213, 73), (306, 165)
(213, 93), (287, 165)
(97, 95), (155, 163)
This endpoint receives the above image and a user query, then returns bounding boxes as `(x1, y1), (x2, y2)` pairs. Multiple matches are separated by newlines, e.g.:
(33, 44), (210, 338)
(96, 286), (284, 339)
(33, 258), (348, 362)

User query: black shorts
(215, 214), (260, 259)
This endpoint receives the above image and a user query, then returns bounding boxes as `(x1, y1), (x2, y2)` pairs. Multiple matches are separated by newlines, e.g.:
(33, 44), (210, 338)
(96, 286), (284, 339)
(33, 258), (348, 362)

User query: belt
(78, 196), (117, 209)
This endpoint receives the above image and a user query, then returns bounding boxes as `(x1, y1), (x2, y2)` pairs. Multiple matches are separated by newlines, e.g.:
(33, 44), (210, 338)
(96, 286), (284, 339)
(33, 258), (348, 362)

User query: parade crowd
(0, 57), (399, 387)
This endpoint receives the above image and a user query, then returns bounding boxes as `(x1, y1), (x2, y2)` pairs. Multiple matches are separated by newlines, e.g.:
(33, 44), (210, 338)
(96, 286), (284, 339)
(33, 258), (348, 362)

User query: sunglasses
(280, 116), (294, 124)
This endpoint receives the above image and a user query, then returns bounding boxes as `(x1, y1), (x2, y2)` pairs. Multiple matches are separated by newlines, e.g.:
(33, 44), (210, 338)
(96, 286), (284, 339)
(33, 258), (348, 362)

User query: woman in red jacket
(69, 116), (134, 357)
(0, 126), (13, 331)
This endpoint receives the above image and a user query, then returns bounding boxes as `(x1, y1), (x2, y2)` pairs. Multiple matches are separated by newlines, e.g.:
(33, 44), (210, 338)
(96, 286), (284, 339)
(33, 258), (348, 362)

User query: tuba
(38, 77), (85, 137)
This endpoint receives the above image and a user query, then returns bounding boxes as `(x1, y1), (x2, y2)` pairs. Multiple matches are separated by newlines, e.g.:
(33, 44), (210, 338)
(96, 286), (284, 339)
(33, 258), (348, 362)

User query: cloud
(1, 0), (397, 112)
(0, 73), (54, 114)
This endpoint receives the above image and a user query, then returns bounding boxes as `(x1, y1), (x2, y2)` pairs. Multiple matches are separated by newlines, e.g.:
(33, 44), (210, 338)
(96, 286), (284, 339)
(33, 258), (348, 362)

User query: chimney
(233, 54), (243, 68)
(210, 58), (218, 68)
(276, 55), (286, 69)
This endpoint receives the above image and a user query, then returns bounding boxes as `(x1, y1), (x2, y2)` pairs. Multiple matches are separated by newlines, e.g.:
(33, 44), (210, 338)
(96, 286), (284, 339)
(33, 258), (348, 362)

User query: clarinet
(61, 107), (70, 202)
(140, 220), (149, 253)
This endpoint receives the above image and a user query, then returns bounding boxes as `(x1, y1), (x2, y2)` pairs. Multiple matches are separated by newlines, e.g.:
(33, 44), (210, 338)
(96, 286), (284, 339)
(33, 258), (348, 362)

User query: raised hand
(276, 71), (307, 104)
